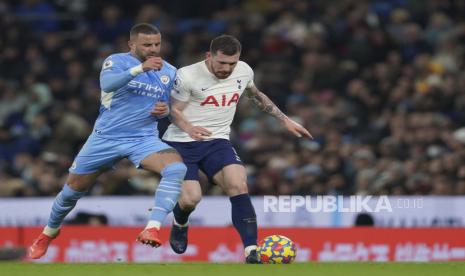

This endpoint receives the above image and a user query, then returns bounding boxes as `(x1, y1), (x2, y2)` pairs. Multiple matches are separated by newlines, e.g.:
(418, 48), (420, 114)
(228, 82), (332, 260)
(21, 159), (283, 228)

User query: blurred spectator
(67, 212), (108, 226)
(15, 0), (58, 32)
(92, 5), (132, 44)
(354, 213), (375, 226)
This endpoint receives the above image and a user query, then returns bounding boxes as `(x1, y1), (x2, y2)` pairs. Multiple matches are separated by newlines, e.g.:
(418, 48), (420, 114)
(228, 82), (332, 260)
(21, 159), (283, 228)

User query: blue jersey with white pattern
(94, 52), (176, 139)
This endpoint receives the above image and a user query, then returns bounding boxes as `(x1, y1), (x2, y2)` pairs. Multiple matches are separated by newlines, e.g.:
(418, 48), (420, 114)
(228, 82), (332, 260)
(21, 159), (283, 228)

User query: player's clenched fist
(186, 126), (212, 141)
(150, 102), (169, 117)
(142, 57), (163, 71)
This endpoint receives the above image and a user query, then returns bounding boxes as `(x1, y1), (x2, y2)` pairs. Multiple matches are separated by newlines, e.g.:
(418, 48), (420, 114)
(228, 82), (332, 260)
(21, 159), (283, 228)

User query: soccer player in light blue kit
(29, 23), (187, 259)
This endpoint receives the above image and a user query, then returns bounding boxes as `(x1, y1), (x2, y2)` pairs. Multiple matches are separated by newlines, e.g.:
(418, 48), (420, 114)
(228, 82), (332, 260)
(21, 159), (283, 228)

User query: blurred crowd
(1, 0), (465, 197)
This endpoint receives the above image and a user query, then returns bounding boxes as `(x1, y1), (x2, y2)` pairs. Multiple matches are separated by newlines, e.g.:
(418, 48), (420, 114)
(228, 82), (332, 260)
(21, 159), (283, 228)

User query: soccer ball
(256, 235), (297, 264)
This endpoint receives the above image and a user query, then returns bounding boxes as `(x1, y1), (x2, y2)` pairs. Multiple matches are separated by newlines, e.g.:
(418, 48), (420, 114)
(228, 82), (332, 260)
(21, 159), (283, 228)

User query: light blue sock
(47, 184), (87, 228)
(150, 162), (187, 224)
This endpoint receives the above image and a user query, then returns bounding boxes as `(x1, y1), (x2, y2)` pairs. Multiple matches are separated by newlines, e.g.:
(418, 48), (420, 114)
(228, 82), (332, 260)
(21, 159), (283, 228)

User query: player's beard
(207, 59), (232, 79)
(214, 70), (231, 79)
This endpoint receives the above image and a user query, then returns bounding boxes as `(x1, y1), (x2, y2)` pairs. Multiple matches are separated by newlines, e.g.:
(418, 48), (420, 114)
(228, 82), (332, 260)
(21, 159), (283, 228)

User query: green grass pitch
(2, 262), (465, 276)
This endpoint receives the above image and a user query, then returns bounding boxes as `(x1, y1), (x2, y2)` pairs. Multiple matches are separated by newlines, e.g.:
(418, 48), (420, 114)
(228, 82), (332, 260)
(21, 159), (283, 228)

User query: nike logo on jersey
(201, 88), (207, 91)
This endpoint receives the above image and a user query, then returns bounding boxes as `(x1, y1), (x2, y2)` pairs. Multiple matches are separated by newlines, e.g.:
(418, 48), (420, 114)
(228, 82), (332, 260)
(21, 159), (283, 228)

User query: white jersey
(163, 60), (254, 142)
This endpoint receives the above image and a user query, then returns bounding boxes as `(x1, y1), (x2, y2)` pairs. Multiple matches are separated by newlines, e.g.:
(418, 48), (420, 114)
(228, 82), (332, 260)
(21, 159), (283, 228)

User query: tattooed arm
(245, 85), (288, 121)
(245, 85), (313, 138)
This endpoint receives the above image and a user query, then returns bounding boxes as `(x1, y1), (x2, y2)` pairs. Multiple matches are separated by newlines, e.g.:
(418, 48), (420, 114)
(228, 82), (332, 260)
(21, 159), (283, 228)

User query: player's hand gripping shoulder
(245, 85), (313, 139)
(142, 57), (163, 71)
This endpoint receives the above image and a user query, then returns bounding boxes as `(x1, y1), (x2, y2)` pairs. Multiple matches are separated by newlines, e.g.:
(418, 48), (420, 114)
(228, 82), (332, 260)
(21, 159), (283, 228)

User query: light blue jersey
(95, 52), (176, 139)
(69, 53), (176, 174)
(46, 52), (186, 237)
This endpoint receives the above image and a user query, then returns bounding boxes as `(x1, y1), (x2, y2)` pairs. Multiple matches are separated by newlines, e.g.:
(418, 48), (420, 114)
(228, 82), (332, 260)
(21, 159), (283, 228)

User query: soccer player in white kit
(163, 35), (312, 263)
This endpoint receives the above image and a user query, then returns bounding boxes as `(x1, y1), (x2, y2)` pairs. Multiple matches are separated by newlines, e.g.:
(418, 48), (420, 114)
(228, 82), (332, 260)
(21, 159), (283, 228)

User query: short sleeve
(101, 55), (126, 73)
(244, 62), (255, 89)
(170, 69), (191, 102)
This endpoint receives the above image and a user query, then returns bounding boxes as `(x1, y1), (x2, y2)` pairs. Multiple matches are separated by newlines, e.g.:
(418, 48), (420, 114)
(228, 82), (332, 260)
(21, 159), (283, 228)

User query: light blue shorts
(69, 133), (172, 174)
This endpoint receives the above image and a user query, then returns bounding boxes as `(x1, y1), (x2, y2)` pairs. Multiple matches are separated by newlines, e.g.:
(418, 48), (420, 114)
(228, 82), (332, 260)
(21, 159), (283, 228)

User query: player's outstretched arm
(170, 97), (212, 141)
(245, 85), (313, 139)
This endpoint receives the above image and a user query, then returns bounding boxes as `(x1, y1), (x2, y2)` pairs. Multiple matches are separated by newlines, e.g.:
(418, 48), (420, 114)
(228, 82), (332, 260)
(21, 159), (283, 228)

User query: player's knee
(67, 174), (93, 192)
(161, 162), (187, 183)
(226, 181), (249, 196)
(180, 191), (201, 210)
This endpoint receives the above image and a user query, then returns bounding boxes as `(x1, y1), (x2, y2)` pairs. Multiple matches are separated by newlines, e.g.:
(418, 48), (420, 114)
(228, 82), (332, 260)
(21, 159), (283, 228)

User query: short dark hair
(130, 23), (160, 39)
(210, 34), (241, 56)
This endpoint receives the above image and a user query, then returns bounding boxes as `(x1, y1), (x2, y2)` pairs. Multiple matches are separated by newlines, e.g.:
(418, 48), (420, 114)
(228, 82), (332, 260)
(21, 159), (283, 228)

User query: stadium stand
(1, 0), (465, 197)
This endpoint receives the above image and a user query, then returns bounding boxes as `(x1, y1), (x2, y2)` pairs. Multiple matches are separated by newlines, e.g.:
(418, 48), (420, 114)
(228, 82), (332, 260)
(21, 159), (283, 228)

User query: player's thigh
(164, 140), (206, 182)
(69, 134), (122, 190)
(178, 180), (202, 209)
(139, 148), (183, 173)
(213, 164), (248, 196)
(125, 137), (183, 173)
(200, 139), (245, 196)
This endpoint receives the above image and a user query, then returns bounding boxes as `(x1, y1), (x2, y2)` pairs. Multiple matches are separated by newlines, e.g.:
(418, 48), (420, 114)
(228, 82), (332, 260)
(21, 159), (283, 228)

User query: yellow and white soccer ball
(257, 235), (297, 264)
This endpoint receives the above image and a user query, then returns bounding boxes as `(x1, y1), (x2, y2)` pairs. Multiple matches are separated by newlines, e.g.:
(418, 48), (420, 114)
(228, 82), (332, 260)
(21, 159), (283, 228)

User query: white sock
(145, 220), (161, 230)
(173, 218), (189, 227)
(43, 226), (60, 237)
(245, 245), (257, 257)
